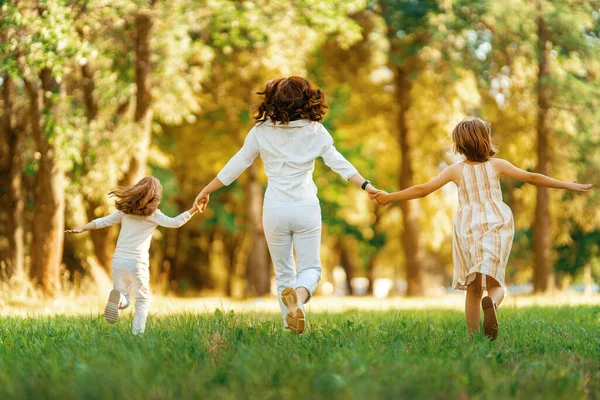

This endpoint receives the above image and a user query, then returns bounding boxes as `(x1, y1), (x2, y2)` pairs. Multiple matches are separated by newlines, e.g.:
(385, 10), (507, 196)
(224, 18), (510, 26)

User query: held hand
(65, 228), (84, 234)
(368, 187), (389, 207)
(568, 181), (592, 192)
(371, 191), (391, 206)
(368, 191), (383, 207)
(189, 202), (200, 214)
(364, 184), (385, 206)
(195, 198), (208, 213)
(364, 184), (380, 196)
(194, 190), (210, 212)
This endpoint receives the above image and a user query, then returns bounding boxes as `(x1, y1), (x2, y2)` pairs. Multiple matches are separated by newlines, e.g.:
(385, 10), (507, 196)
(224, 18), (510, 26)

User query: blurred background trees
(0, 0), (598, 298)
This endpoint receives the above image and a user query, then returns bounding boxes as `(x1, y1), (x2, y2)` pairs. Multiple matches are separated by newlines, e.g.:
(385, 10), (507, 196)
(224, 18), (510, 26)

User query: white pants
(112, 258), (151, 334)
(262, 199), (322, 324)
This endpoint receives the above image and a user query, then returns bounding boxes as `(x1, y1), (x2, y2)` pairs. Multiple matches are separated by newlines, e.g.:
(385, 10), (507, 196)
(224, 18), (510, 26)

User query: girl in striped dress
(374, 117), (592, 340)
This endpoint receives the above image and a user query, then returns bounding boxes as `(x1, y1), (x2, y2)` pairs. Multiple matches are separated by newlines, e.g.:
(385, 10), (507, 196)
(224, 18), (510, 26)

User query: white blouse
(217, 120), (359, 202)
(93, 209), (192, 264)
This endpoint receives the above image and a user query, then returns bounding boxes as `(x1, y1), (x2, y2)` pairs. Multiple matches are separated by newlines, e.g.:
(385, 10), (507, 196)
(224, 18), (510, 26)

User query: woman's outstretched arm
(216, 129), (260, 187)
(320, 128), (383, 205)
(493, 159), (592, 191)
(194, 177), (225, 212)
(195, 128), (259, 211)
(348, 173), (382, 196)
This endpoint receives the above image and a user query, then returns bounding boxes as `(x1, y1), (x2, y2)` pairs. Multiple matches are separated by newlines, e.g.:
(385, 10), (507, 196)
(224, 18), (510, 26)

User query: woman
(195, 77), (381, 334)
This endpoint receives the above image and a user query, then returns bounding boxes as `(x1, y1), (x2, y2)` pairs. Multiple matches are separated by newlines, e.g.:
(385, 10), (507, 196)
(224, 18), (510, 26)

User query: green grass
(1, 307), (599, 400)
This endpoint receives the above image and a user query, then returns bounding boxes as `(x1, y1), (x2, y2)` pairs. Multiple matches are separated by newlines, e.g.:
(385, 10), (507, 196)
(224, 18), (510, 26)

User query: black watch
(361, 180), (371, 190)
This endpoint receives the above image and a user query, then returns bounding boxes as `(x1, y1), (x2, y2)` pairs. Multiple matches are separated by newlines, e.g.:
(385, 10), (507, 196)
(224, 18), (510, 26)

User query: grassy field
(0, 306), (599, 400)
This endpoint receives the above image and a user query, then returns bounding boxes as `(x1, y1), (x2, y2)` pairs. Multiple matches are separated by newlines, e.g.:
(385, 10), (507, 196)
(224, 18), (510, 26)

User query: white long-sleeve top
(217, 119), (359, 202)
(93, 209), (192, 264)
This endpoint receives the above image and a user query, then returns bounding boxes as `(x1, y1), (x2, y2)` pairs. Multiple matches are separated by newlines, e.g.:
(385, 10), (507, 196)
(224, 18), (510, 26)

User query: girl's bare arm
(493, 159), (592, 192)
(374, 165), (458, 204)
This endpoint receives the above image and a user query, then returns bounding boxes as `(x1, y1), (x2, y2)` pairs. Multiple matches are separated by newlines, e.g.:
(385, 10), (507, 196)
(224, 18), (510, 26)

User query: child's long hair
(108, 176), (162, 216)
(254, 76), (328, 125)
(452, 117), (498, 162)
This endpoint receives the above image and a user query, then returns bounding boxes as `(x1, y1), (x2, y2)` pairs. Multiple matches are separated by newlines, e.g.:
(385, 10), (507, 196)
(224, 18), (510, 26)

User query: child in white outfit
(67, 176), (201, 334)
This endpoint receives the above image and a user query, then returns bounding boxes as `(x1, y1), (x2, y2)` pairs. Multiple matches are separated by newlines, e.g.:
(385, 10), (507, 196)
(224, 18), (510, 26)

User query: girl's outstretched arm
(493, 159), (592, 191)
(65, 211), (123, 233)
(65, 221), (96, 234)
(374, 165), (457, 205)
(152, 209), (197, 228)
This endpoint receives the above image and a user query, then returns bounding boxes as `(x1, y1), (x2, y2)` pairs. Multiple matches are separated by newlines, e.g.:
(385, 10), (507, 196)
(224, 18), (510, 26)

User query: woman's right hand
(194, 190), (210, 212)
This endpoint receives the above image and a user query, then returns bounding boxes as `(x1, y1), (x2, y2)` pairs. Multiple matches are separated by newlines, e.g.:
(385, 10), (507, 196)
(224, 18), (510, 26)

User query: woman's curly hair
(108, 176), (162, 216)
(254, 77), (328, 124)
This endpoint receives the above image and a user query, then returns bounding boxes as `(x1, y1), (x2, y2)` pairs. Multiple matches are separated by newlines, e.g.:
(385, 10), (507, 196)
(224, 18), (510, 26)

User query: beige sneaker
(104, 289), (121, 324)
(482, 296), (499, 341)
(281, 288), (306, 334)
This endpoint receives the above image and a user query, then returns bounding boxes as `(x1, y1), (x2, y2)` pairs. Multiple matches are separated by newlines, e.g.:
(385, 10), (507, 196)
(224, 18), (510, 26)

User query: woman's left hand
(194, 191), (210, 212)
(371, 191), (391, 206)
(366, 185), (386, 207)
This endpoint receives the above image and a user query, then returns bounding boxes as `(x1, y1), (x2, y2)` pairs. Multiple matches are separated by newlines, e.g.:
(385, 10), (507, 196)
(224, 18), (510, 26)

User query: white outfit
(217, 120), (358, 200)
(93, 209), (192, 333)
(111, 258), (150, 334)
(217, 119), (358, 324)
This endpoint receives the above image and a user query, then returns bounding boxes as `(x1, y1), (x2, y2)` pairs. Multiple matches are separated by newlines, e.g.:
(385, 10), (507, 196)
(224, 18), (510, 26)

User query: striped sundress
(452, 161), (514, 290)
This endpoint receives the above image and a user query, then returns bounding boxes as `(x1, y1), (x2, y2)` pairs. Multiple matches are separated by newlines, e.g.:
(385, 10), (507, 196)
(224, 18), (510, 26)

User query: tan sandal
(481, 296), (499, 341)
(281, 288), (305, 334)
(104, 289), (121, 324)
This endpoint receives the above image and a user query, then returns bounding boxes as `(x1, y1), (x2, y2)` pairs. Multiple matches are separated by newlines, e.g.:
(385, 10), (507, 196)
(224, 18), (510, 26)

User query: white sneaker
(104, 289), (121, 324)
(281, 288), (306, 334)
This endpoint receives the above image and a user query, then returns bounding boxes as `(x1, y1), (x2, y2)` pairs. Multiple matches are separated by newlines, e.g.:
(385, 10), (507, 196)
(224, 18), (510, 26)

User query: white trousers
(112, 258), (151, 334)
(262, 199), (322, 324)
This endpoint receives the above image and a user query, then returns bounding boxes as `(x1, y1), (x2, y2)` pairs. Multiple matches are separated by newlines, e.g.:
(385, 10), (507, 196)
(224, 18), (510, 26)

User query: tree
(470, 0), (600, 291)
(375, 0), (486, 295)
(1, 2), (85, 295)
(173, 0), (365, 296)
(120, 3), (155, 186)
(1, 76), (24, 279)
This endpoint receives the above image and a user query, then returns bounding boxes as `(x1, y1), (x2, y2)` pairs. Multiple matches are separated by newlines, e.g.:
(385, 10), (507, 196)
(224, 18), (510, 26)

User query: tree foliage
(0, 0), (598, 296)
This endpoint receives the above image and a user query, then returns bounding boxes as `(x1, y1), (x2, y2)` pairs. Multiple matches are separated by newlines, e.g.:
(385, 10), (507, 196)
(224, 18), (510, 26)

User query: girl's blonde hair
(452, 117), (498, 162)
(108, 176), (162, 216)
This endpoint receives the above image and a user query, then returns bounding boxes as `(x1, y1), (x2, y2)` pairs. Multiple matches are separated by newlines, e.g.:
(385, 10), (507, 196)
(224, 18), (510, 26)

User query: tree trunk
(366, 206), (383, 295)
(532, 11), (555, 293)
(3, 77), (24, 278)
(121, 9), (154, 186)
(339, 238), (357, 295)
(244, 162), (271, 296)
(81, 63), (99, 121)
(394, 64), (424, 296)
(224, 231), (243, 297)
(23, 67), (65, 296)
(80, 62), (116, 273)
(84, 200), (116, 272)
(165, 224), (184, 291)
